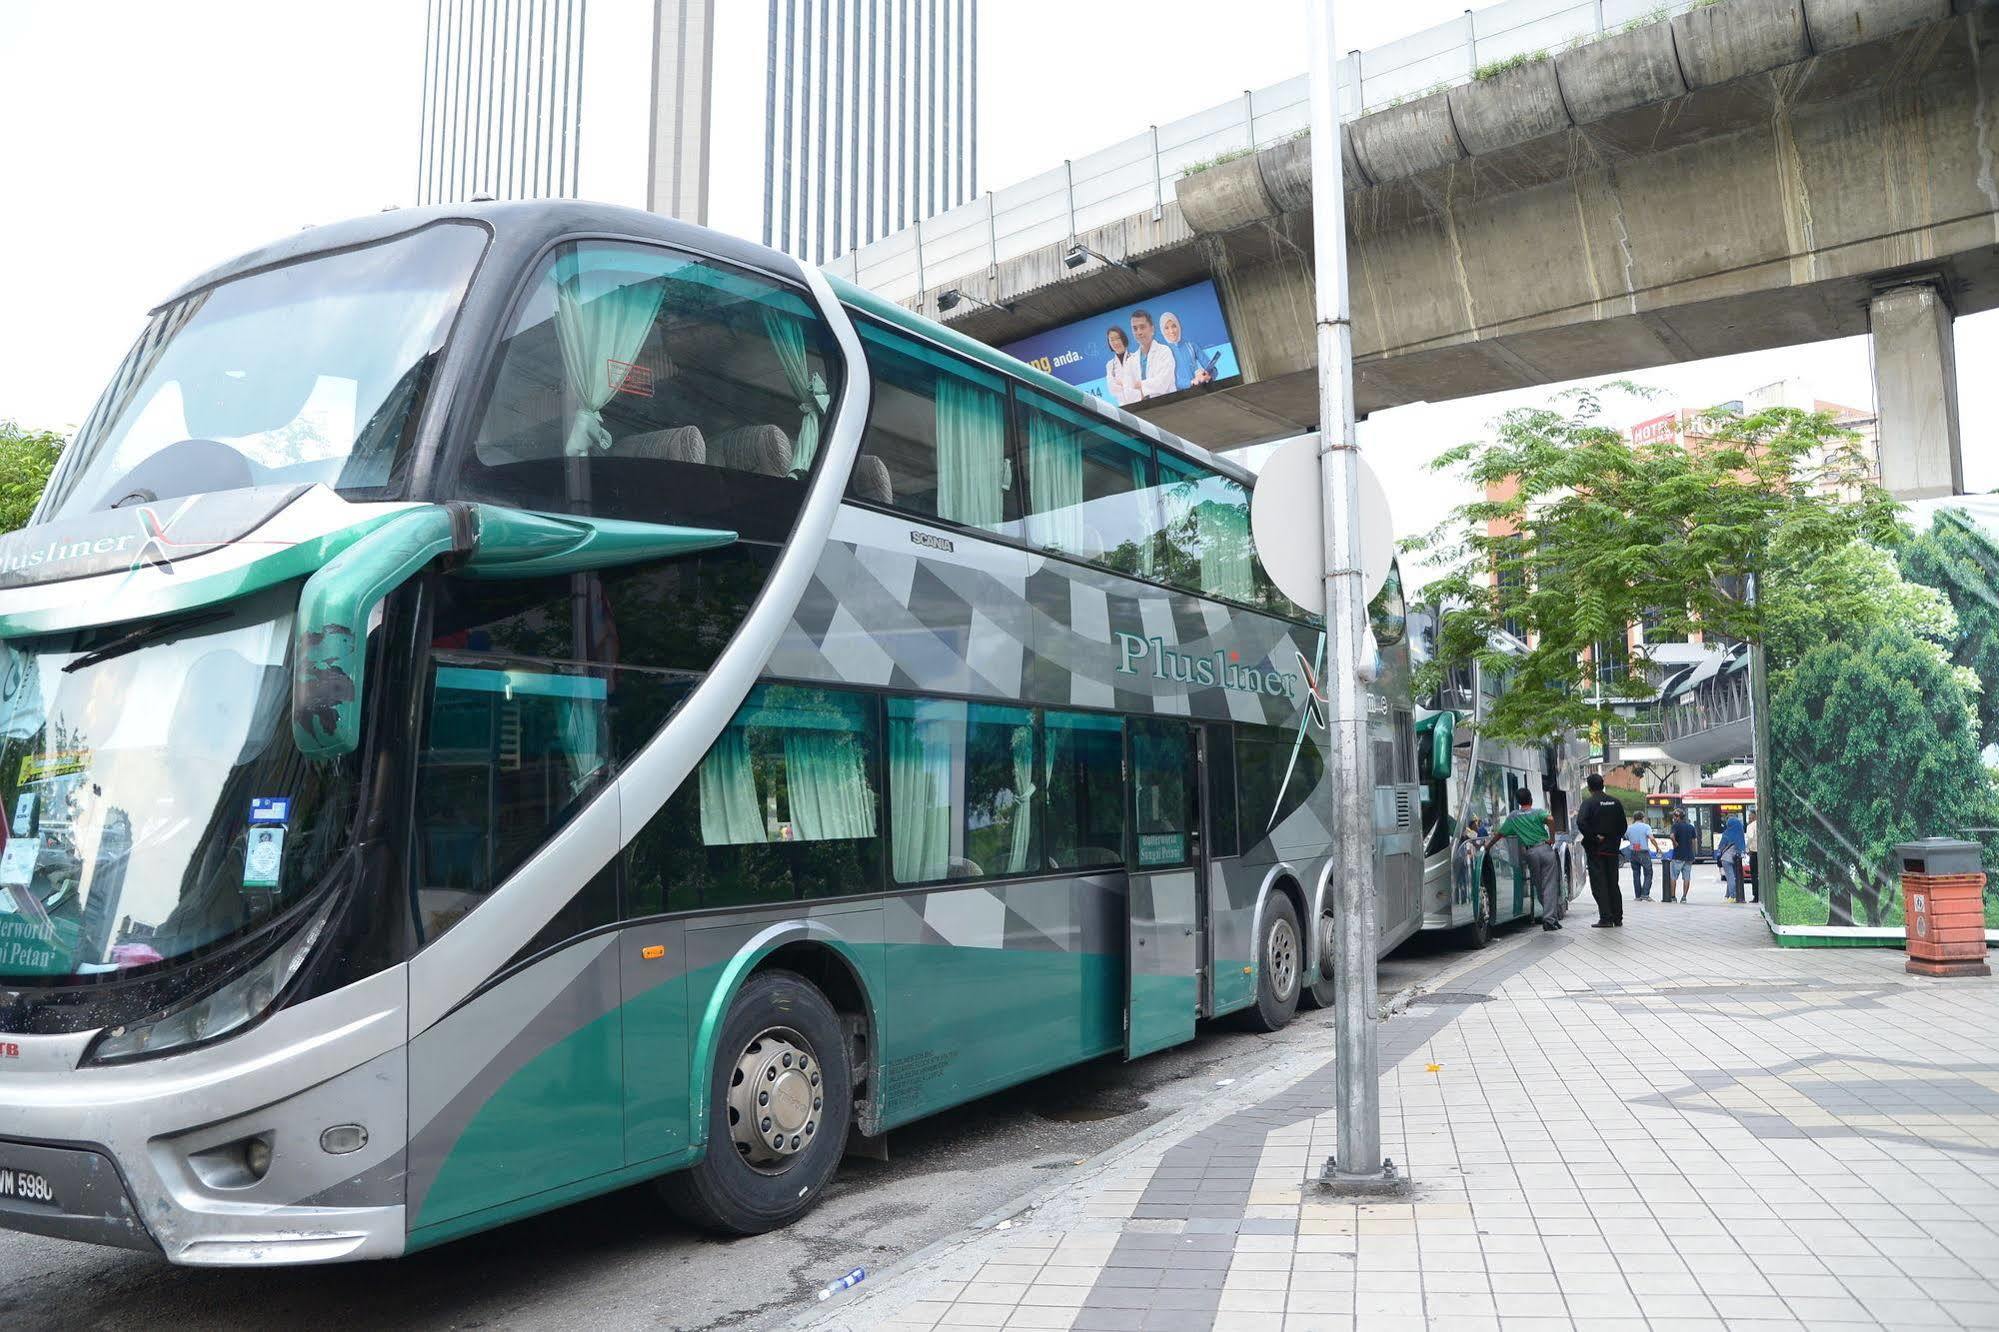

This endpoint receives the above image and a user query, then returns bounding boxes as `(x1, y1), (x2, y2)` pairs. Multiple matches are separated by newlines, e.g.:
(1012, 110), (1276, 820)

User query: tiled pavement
(800, 877), (1999, 1331)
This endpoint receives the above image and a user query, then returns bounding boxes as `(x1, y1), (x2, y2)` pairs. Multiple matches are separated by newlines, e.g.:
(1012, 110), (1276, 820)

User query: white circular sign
(1248, 435), (1393, 616)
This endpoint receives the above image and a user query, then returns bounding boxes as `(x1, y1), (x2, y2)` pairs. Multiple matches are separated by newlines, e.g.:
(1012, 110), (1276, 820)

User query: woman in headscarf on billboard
(1160, 311), (1219, 391)
(1103, 326), (1141, 406)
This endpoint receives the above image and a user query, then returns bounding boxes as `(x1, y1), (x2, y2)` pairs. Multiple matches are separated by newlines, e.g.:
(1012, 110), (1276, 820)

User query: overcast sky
(2, 0), (1989, 589)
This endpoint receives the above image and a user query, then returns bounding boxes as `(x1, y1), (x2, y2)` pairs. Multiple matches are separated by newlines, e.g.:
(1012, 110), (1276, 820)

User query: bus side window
(1009, 390), (1157, 577)
(1152, 451), (1255, 604)
(413, 576), (615, 946)
(1235, 725), (1325, 847)
(884, 697), (1038, 885)
(855, 322), (1017, 534)
(1044, 711), (1125, 871)
(1204, 722), (1240, 860)
(624, 684), (886, 913)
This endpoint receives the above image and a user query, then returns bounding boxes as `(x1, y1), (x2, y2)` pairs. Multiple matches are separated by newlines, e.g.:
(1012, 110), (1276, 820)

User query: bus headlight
(86, 899), (335, 1065)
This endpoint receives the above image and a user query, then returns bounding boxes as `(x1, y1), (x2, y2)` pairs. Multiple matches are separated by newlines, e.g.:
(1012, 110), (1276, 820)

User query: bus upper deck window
(459, 241), (842, 538)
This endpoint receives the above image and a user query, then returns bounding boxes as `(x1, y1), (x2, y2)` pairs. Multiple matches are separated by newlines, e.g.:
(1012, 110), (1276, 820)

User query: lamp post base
(1314, 1156), (1414, 1197)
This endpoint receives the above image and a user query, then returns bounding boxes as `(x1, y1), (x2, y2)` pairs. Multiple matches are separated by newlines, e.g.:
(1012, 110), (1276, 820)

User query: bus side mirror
(291, 504), (735, 759)
(1416, 711), (1454, 782)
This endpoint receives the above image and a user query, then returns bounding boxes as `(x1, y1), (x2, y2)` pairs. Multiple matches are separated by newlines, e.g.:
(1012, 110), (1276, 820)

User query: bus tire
(1461, 878), (1493, 950)
(1299, 908), (1335, 1010)
(1244, 895), (1303, 1032)
(660, 969), (851, 1236)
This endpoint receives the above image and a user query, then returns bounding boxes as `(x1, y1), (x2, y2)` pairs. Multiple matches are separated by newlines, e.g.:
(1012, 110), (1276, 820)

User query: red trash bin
(1898, 838), (1990, 978)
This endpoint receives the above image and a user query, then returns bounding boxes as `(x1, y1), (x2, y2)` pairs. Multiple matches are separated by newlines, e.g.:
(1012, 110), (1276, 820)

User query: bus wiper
(62, 610), (230, 674)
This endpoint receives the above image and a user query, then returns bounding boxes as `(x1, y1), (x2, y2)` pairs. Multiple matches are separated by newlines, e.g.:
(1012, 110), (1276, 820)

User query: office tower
(416, 0), (978, 266)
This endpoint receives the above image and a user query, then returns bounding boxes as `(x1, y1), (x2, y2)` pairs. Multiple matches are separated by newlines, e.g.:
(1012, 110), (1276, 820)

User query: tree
(1407, 387), (1901, 741)
(0, 421), (64, 536)
(1767, 624), (1991, 927)
(1901, 509), (1999, 749)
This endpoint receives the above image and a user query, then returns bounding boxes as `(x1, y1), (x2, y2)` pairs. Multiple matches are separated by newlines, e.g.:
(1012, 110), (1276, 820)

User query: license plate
(0, 1165), (56, 1207)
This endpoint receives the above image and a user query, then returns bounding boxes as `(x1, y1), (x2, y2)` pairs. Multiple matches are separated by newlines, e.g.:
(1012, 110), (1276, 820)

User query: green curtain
(553, 249), (666, 457)
(936, 375), (1005, 529)
(762, 307), (828, 474)
(699, 726), (765, 845)
(1024, 408), (1085, 552)
(782, 729), (876, 840)
(555, 697), (608, 798)
(890, 714), (953, 881)
(1006, 724), (1037, 873)
(1197, 497), (1255, 602)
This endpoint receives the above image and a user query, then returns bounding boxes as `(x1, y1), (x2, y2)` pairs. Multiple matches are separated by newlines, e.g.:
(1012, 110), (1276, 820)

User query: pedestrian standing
(1744, 814), (1760, 903)
(1491, 788), (1563, 931)
(1624, 813), (1656, 901)
(1576, 773), (1628, 928)
(1718, 814), (1747, 903)
(1666, 807), (1697, 903)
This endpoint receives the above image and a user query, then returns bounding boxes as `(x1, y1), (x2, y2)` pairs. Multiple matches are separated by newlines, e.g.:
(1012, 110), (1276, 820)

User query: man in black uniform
(1576, 773), (1628, 928)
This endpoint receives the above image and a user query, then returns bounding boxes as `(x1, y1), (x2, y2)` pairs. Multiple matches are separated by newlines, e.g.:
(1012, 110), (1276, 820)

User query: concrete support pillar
(1869, 281), (1963, 500)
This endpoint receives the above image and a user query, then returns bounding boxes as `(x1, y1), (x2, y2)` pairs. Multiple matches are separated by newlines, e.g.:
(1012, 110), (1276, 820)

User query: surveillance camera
(936, 289), (962, 312)
(1062, 244), (1088, 270)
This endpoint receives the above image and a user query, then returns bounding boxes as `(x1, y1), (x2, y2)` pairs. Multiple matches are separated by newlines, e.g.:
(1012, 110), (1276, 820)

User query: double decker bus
(1408, 613), (1581, 946)
(0, 203), (1423, 1264)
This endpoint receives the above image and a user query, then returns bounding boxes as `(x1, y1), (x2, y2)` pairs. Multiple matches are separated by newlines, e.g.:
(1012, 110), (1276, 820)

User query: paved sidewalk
(801, 889), (1999, 1331)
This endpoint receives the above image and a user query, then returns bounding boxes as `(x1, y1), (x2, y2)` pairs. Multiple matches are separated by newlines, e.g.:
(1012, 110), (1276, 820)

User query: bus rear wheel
(660, 969), (851, 1236)
(1243, 895), (1303, 1032)
(1300, 906), (1336, 1010)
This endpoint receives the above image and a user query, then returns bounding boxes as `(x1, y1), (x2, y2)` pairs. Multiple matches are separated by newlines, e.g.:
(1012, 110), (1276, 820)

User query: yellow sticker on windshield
(19, 751), (88, 785)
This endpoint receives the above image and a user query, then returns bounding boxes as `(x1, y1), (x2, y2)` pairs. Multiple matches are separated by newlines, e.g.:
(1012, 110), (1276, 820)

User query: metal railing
(826, 0), (1698, 304)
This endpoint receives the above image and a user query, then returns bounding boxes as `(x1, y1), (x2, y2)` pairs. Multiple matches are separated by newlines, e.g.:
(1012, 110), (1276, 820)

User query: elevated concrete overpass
(834, 0), (1998, 497)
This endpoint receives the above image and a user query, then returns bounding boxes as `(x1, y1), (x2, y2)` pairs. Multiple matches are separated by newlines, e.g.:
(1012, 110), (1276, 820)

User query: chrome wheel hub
(1268, 917), (1299, 1001)
(727, 1027), (823, 1173)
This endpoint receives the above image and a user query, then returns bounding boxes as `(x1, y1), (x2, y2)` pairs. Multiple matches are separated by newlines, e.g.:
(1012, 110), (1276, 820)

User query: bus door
(1125, 718), (1203, 1059)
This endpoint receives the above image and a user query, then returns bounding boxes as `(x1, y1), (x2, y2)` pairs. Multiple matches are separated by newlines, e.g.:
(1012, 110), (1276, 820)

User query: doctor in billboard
(1104, 326), (1140, 406)
(1161, 311), (1219, 390)
(1118, 309), (1178, 403)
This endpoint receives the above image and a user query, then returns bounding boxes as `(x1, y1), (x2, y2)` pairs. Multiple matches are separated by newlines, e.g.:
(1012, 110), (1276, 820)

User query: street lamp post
(1307, 0), (1403, 1193)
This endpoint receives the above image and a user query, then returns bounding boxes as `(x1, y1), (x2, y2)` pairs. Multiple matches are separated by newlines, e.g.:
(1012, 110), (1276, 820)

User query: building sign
(999, 280), (1240, 407)
(1630, 412), (1678, 445)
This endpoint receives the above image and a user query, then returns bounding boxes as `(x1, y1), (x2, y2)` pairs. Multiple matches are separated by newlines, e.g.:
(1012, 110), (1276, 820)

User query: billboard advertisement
(998, 280), (1240, 408)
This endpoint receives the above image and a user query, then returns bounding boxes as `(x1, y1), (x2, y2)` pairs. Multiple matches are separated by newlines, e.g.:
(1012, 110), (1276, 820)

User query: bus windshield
(0, 586), (357, 981)
(41, 222), (487, 520)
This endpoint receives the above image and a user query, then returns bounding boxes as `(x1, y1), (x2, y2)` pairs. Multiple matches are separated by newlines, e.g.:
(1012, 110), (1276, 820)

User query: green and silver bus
(0, 203), (1421, 1264)
(1410, 612), (1580, 946)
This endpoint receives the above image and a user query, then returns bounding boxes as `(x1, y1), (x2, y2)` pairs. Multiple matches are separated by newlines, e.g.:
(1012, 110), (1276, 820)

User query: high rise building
(415, 0), (980, 267)
(748, 0), (979, 262)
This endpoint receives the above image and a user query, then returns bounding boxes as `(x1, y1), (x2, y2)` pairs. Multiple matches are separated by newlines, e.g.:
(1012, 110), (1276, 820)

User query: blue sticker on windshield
(249, 797), (292, 826)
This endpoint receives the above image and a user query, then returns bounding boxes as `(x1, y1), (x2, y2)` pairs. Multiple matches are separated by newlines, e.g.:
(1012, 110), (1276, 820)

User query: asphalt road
(0, 924), (1517, 1332)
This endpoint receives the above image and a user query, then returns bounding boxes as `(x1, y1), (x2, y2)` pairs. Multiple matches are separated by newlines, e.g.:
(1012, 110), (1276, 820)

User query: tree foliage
(1767, 624), (1992, 927)
(1901, 509), (1999, 749)
(0, 421), (64, 536)
(1406, 386), (1900, 741)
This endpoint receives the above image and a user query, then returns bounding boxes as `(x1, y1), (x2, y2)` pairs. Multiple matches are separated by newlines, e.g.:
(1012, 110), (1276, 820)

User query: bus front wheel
(661, 969), (852, 1236)
(1462, 881), (1493, 950)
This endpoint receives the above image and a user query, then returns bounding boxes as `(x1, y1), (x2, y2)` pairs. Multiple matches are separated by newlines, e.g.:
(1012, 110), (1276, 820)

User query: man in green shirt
(1491, 788), (1562, 931)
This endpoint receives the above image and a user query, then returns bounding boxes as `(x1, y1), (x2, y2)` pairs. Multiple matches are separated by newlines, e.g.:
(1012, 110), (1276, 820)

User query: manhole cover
(1408, 992), (1493, 1006)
